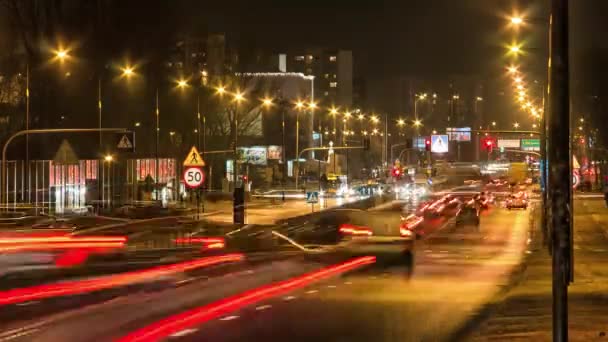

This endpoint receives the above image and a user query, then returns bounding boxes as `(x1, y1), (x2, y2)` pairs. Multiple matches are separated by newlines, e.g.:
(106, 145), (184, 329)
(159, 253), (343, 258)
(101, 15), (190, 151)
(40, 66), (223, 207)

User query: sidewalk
(468, 198), (608, 341)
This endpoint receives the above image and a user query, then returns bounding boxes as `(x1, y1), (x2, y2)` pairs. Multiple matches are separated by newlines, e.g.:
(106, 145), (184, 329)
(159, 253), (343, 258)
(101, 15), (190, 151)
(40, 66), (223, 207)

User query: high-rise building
(286, 49), (353, 108)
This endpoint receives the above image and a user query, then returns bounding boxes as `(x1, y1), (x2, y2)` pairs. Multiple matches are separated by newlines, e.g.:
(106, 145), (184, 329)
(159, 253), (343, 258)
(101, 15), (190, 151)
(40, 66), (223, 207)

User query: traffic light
(392, 166), (402, 179)
(485, 139), (493, 151)
(363, 137), (371, 150)
(424, 138), (431, 151)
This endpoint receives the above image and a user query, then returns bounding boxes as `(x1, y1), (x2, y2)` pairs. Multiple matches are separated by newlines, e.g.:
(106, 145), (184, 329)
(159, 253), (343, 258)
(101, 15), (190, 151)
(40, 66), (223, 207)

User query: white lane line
(327, 285), (337, 288)
(255, 304), (272, 311)
(174, 278), (195, 286)
(0, 328), (39, 342)
(16, 301), (39, 306)
(219, 315), (240, 321)
(283, 296), (297, 301)
(344, 281), (352, 285)
(306, 289), (318, 294)
(169, 328), (198, 337)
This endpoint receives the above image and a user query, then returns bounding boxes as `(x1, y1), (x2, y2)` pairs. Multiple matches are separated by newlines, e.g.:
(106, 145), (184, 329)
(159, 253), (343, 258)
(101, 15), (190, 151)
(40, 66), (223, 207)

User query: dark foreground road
(0, 206), (530, 342)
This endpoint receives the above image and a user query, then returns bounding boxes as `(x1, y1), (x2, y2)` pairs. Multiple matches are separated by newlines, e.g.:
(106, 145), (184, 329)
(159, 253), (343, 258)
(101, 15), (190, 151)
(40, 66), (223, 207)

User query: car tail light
(339, 224), (372, 236)
(174, 237), (226, 250)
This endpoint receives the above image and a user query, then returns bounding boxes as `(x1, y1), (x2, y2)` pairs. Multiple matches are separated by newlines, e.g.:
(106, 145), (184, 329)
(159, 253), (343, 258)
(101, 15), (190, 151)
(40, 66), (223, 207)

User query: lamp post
(295, 100), (305, 188)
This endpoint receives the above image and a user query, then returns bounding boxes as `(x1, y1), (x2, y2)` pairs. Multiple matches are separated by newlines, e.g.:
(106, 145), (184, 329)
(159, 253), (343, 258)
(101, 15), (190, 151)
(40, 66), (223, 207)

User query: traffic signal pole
(548, 1), (572, 341)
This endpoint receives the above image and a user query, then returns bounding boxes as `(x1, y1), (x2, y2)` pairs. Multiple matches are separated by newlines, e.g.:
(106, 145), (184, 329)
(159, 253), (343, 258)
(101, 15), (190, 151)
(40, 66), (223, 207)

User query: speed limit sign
(183, 167), (204, 189)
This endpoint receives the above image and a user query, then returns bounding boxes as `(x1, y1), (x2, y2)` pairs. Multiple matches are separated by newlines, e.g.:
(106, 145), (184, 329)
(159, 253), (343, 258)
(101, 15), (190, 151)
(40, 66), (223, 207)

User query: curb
(447, 204), (542, 341)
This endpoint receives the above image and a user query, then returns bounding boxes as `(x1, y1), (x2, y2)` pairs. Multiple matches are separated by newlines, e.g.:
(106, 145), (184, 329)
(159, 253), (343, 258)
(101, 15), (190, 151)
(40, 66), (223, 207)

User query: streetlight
(121, 66), (135, 78)
(414, 93), (427, 119)
(176, 79), (188, 89)
(508, 44), (522, 54)
(216, 85), (226, 95)
(397, 118), (405, 127)
(510, 16), (524, 25)
(507, 65), (519, 73)
(514, 122), (520, 128)
(492, 121), (497, 127)
(261, 97), (273, 107)
(413, 119), (422, 127)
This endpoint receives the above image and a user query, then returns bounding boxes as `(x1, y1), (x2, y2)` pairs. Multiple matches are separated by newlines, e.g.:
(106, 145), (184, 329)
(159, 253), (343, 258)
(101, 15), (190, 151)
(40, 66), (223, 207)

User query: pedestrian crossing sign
(117, 134), (133, 149)
(306, 191), (319, 204)
(115, 131), (135, 152)
(183, 146), (205, 167)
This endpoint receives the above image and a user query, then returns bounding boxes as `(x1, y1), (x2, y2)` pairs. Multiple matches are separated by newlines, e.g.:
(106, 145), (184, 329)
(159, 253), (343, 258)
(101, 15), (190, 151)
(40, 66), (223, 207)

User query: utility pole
(548, 1), (572, 341)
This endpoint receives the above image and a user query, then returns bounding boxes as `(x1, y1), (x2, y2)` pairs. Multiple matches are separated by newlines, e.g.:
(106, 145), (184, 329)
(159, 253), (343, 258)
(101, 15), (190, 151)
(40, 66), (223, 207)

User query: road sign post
(306, 191), (319, 213)
(183, 146), (206, 220)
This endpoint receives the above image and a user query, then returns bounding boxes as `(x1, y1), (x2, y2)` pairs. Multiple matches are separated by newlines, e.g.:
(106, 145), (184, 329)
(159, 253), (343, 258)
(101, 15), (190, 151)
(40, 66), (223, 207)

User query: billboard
(237, 146), (284, 165)
(446, 127), (471, 142)
(267, 145), (283, 160)
(498, 139), (521, 149)
(431, 135), (449, 153)
(237, 146), (268, 165)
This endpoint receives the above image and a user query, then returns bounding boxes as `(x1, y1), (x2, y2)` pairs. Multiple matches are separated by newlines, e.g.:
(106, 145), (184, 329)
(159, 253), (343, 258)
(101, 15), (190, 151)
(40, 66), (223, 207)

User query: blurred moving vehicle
(455, 200), (481, 228)
(280, 208), (414, 274)
(506, 192), (528, 210)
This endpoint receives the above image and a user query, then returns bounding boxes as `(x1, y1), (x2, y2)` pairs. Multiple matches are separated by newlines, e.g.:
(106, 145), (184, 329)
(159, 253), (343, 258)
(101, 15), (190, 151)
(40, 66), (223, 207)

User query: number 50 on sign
(183, 167), (205, 189)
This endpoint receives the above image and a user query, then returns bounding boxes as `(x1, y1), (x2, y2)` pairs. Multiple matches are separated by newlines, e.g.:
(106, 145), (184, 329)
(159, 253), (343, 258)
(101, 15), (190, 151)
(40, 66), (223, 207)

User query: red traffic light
(424, 138), (431, 151)
(485, 140), (493, 147)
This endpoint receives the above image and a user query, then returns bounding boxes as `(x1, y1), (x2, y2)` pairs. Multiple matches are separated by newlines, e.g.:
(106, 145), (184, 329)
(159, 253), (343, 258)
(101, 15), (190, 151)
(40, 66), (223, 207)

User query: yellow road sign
(183, 146), (205, 167)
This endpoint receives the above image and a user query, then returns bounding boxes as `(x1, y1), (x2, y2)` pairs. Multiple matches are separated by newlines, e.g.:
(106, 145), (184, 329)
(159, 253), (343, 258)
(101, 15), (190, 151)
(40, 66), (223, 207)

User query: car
(455, 201), (481, 228)
(280, 209), (415, 275)
(506, 193), (528, 210)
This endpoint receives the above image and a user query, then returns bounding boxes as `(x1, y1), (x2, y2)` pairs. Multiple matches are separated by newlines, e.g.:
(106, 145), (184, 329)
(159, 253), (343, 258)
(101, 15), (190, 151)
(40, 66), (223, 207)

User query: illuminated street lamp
(261, 97), (273, 107)
(233, 91), (245, 103)
(509, 44), (522, 54)
(121, 66), (134, 78)
(176, 79), (188, 89)
(104, 154), (113, 162)
(492, 121), (497, 127)
(413, 119), (422, 127)
(507, 65), (519, 73)
(397, 118), (405, 127)
(216, 85), (226, 95)
(370, 115), (379, 124)
(513, 122), (520, 129)
(510, 16), (524, 25)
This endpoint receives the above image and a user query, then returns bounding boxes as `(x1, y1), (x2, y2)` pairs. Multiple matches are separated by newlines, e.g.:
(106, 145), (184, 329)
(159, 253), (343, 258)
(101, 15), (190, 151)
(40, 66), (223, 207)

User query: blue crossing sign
(306, 191), (319, 204)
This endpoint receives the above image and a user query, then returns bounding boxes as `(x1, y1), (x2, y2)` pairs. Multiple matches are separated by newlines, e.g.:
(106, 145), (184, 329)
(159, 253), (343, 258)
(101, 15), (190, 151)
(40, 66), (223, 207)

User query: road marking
(16, 301), (39, 306)
(424, 249), (433, 253)
(283, 296), (296, 301)
(174, 278), (195, 286)
(306, 289), (318, 294)
(344, 281), (352, 285)
(219, 315), (239, 321)
(0, 328), (39, 341)
(327, 285), (337, 288)
(169, 329), (198, 337)
(255, 304), (272, 311)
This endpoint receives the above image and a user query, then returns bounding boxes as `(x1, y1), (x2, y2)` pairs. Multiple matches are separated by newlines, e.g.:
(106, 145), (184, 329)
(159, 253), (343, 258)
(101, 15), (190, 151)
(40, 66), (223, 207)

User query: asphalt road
(0, 204), (531, 342)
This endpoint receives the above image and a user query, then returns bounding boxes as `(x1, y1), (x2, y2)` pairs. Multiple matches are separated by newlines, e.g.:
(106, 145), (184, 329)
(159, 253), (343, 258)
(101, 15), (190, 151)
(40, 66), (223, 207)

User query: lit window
(329, 56), (337, 62)
(306, 55), (314, 61)
(330, 82), (337, 88)
(295, 56), (305, 61)
(306, 68), (312, 74)
(324, 74), (329, 79)
(333, 74), (337, 79)
(324, 91), (329, 96)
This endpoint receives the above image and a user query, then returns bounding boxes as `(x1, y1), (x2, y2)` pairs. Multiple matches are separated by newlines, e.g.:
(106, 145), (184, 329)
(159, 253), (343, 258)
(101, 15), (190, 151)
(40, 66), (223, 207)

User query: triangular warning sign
(117, 134), (133, 149)
(53, 139), (79, 165)
(183, 146), (205, 166)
